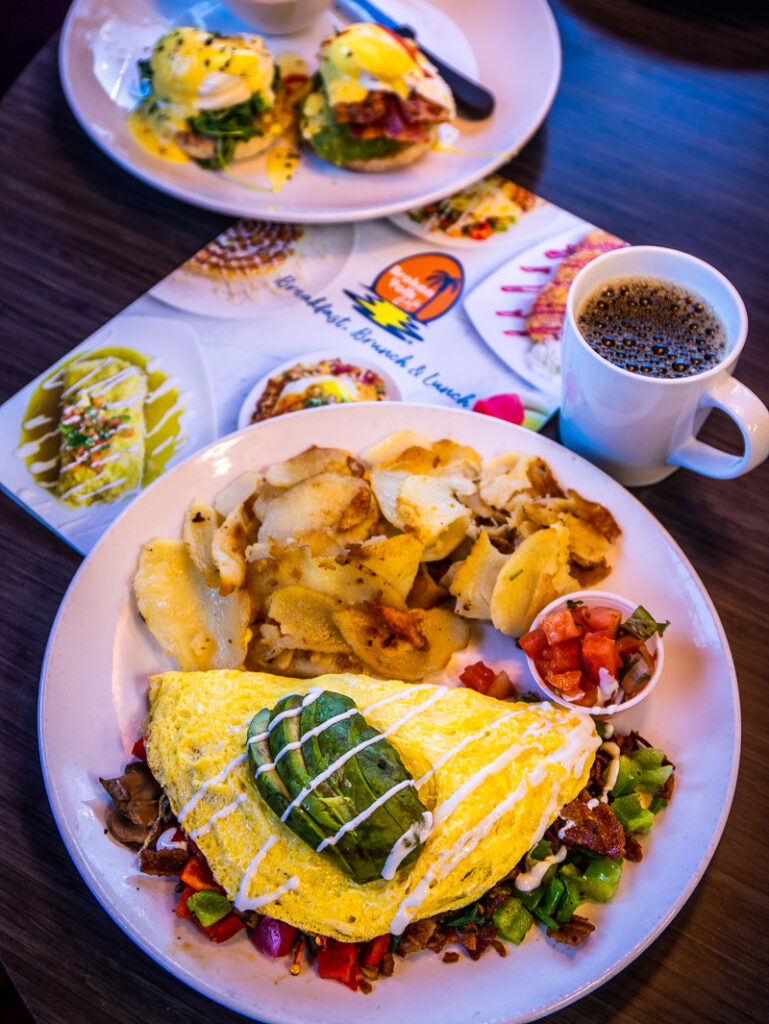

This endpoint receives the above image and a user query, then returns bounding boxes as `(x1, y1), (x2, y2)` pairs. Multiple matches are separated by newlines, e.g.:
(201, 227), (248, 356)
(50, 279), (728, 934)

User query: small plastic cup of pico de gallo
(519, 591), (669, 716)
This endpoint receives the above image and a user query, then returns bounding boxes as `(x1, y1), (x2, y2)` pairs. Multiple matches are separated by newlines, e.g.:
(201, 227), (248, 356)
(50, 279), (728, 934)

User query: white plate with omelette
(38, 402), (739, 1023)
(58, 0), (561, 221)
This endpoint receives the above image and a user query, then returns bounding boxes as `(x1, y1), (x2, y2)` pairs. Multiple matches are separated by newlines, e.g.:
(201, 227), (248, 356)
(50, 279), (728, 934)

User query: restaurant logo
(344, 252), (465, 342)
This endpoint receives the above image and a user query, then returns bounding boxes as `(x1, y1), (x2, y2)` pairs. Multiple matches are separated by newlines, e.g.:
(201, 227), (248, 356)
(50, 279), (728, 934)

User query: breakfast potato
(347, 534), (423, 600)
(267, 585), (351, 654)
(359, 429), (433, 466)
(134, 539), (250, 670)
(212, 504), (257, 595)
(334, 604), (470, 680)
(213, 471), (261, 518)
(478, 453), (539, 511)
(273, 546), (408, 610)
(264, 446), (364, 488)
(490, 524), (578, 637)
(183, 501), (220, 588)
(371, 471), (473, 561)
(257, 473), (378, 545)
(450, 530), (508, 619)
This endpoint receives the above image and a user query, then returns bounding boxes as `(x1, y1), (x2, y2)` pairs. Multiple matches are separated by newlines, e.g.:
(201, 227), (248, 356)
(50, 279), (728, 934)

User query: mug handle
(667, 376), (769, 478)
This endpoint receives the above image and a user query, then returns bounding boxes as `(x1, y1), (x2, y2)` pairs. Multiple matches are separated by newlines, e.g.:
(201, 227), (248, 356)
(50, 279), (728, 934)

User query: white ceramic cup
(559, 246), (769, 486)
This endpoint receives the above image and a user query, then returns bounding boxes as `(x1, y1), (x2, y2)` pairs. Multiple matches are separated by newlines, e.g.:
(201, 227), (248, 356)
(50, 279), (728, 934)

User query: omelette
(146, 670), (600, 942)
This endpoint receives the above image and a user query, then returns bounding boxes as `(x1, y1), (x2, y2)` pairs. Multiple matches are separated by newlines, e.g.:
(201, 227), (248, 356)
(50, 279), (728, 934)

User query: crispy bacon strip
(558, 797), (626, 859)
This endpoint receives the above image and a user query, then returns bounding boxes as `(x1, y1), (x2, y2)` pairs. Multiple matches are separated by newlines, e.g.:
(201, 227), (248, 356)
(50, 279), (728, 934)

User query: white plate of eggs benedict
(59, 0), (561, 221)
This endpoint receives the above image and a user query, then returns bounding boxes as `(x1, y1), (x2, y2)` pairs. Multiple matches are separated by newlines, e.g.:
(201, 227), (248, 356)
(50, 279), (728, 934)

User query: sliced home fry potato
(450, 530), (508, 619)
(561, 512), (610, 566)
(368, 469), (410, 527)
(347, 534), (423, 600)
(360, 429), (433, 466)
(396, 475), (474, 560)
(406, 565), (449, 609)
(273, 546), (408, 610)
(264, 446), (364, 488)
(479, 453), (538, 510)
(267, 585), (350, 653)
(378, 444), (439, 474)
(212, 504), (255, 596)
(213, 471), (261, 518)
(133, 539), (250, 670)
(257, 473), (378, 545)
(432, 439), (482, 478)
(183, 501), (220, 588)
(490, 524), (578, 637)
(333, 605), (470, 680)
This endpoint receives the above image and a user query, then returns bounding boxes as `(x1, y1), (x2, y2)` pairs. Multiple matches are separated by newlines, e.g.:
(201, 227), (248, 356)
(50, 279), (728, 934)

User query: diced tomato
(580, 633), (620, 679)
(579, 679), (599, 707)
(180, 855), (224, 893)
(362, 934), (390, 966)
(176, 885), (196, 919)
(316, 938), (360, 991)
(459, 661), (496, 692)
(131, 735), (147, 762)
(545, 670), (583, 697)
(469, 222), (493, 240)
(540, 608), (581, 645)
(548, 639), (581, 673)
(252, 916), (297, 958)
(581, 606), (622, 636)
(204, 914), (244, 944)
(519, 626), (549, 660)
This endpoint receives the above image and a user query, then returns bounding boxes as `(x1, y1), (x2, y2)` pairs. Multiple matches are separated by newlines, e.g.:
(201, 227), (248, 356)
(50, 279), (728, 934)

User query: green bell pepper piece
(650, 794), (669, 815)
(637, 764), (673, 793)
(528, 840), (553, 861)
(581, 857), (623, 903)
(612, 793), (655, 833)
(516, 886), (544, 910)
(540, 876), (565, 917)
(187, 890), (232, 928)
(493, 897), (535, 944)
(612, 755), (642, 797)
(630, 747), (665, 770)
(555, 877), (585, 923)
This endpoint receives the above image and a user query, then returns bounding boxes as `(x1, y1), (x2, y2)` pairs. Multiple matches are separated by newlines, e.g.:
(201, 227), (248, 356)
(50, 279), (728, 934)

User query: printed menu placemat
(0, 178), (604, 553)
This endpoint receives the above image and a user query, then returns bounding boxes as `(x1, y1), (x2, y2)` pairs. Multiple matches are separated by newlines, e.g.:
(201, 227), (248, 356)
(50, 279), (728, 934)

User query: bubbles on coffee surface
(577, 276), (726, 378)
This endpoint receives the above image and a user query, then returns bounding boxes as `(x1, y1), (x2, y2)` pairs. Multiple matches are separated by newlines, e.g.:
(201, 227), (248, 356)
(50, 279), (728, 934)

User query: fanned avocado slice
(249, 689), (430, 884)
(247, 708), (353, 877)
(314, 695), (426, 875)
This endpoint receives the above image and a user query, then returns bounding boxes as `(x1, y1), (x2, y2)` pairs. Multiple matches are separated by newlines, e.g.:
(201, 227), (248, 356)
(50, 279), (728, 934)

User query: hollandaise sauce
(18, 347), (183, 504)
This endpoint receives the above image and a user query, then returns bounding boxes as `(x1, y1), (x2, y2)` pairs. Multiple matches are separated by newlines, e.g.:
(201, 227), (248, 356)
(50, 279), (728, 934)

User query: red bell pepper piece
(131, 735), (147, 762)
(252, 916), (298, 958)
(316, 938), (360, 991)
(176, 885), (196, 920)
(179, 855), (224, 893)
(204, 913), (245, 944)
(362, 934), (390, 966)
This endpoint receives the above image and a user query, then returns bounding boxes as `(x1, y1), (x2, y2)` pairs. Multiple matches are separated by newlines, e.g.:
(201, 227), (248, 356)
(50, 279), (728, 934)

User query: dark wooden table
(1, 2), (767, 1022)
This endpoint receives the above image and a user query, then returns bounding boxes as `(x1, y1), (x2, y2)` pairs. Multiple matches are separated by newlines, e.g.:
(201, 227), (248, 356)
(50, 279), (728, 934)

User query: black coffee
(577, 276), (727, 378)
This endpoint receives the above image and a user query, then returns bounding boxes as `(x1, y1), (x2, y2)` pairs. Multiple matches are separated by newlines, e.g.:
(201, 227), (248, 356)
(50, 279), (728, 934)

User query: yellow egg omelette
(145, 671), (600, 942)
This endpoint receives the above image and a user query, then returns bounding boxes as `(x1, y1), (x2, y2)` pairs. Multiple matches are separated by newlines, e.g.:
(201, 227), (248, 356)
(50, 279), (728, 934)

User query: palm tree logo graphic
(416, 269), (463, 321)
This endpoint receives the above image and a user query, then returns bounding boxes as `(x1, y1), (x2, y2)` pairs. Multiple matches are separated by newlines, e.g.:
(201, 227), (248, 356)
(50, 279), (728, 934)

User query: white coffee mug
(559, 246), (769, 486)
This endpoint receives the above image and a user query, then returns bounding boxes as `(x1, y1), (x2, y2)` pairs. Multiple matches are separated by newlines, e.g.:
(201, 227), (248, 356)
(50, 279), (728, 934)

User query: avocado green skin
(247, 708), (353, 877)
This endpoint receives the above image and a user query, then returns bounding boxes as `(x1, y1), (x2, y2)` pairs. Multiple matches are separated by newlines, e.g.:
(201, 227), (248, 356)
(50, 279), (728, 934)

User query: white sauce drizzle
(279, 687), (449, 824)
(315, 778), (417, 853)
(381, 812), (433, 881)
(155, 827), (187, 852)
(600, 741), (621, 802)
(388, 721), (599, 934)
(177, 751), (248, 824)
(514, 844), (567, 892)
(188, 793), (247, 840)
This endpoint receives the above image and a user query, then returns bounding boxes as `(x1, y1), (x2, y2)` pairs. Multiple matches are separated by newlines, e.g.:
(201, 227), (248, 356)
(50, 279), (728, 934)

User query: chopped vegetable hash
(102, 724), (674, 991)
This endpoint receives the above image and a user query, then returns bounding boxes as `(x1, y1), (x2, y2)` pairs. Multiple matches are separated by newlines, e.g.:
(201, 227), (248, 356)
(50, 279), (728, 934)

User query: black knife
(332, 0), (495, 120)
